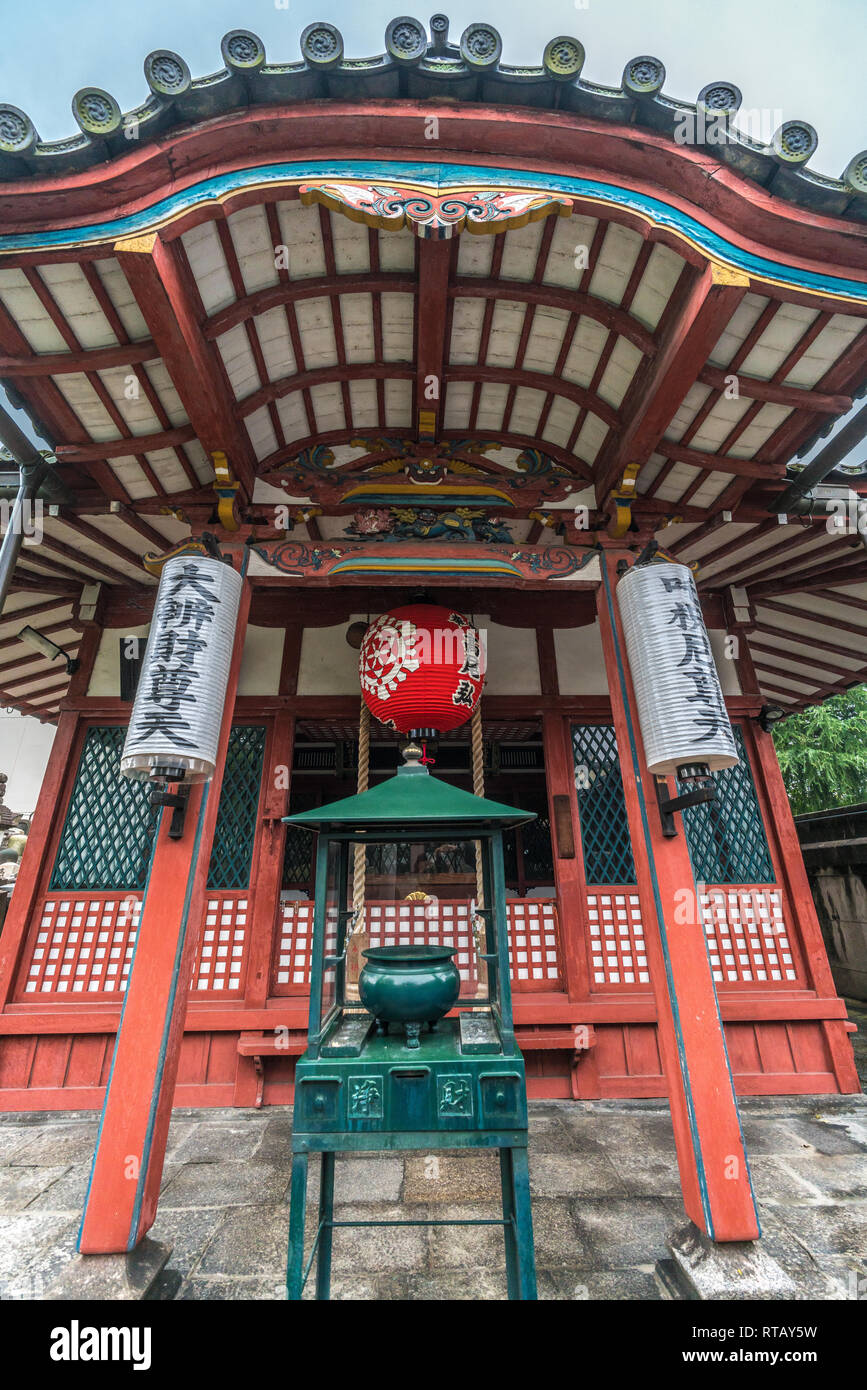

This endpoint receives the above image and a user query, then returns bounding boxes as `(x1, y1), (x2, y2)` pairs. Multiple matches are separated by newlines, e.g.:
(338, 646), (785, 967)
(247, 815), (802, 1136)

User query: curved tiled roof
(0, 18), (865, 221)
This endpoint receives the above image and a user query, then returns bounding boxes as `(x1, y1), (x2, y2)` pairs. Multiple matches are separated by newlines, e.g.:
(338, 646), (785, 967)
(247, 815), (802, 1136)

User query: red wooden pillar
(541, 713), (590, 1003)
(596, 552), (760, 1241)
(78, 576), (251, 1253)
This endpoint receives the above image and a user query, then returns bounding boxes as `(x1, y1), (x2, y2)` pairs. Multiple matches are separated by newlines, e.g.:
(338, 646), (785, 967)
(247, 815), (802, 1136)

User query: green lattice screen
(679, 726), (774, 884)
(50, 726), (158, 890)
(571, 724), (636, 885)
(207, 726), (266, 889)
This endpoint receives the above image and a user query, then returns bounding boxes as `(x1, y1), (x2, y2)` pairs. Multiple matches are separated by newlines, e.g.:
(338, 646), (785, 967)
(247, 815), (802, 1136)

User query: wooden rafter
(114, 232), (256, 499)
(697, 366), (851, 414)
(594, 261), (750, 506)
(0, 341), (158, 375)
(55, 425), (197, 463)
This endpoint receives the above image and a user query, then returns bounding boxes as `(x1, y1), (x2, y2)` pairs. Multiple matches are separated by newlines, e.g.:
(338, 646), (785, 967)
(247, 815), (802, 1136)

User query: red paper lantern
(359, 604), (484, 734)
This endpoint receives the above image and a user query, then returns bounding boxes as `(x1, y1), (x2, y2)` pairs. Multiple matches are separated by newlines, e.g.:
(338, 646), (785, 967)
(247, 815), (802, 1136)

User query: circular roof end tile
(843, 151), (867, 195)
(429, 13), (450, 50)
(697, 81), (743, 118)
(300, 22), (344, 69)
(460, 22), (502, 70)
(772, 121), (818, 165)
(622, 55), (665, 98)
(72, 88), (122, 137)
(386, 17), (428, 65)
(221, 30), (266, 74)
(143, 50), (192, 100)
(0, 104), (38, 156)
(543, 37), (585, 81)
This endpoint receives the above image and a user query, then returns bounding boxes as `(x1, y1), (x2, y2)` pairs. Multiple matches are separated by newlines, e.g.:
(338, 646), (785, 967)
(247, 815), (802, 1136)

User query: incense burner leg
(316, 1150), (336, 1301)
(286, 1153), (309, 1301)
(404, 1021), (421, 1049)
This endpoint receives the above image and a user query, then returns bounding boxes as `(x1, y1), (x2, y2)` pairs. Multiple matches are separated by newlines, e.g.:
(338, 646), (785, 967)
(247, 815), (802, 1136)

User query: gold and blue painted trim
(1, 161), (865, 305)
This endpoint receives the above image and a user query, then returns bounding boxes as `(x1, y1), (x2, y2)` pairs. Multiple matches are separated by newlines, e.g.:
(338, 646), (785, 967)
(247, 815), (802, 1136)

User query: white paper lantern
(616, 561), (738, 776)
(121, 555), (243, 783)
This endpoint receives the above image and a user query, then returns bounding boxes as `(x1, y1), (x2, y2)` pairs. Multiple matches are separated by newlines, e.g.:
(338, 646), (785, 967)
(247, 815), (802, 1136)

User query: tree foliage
(773, 684), (867, 816)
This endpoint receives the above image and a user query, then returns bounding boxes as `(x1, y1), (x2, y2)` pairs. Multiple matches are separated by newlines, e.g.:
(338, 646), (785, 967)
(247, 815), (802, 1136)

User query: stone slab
(402, 1151), (498, 1204)
(664, 1222), (797, 1300)
(43, 1238), (171, 1301)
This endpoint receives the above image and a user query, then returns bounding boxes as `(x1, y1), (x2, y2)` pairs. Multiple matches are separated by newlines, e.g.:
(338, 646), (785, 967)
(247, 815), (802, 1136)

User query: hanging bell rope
(352, 701), (371, 916)
(470, 703), (488, 999)
(346, 700), (371, 1003)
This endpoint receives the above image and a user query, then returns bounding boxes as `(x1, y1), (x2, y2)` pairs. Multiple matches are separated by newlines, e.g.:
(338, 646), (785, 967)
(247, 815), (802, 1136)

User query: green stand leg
(499, 1147), (519, 1299)
(316, 1150), (335, 1300)
(286, 1153), (309, 1301)
(510, 1146), (537, 1301)
(500, 1146), (537, 1301)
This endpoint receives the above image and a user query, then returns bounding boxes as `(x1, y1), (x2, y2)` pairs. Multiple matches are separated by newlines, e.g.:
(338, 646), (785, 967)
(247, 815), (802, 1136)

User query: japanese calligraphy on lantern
(616, 561), (738, 776)
(358, 604), (484, 733)
(121, 555), (243, 783)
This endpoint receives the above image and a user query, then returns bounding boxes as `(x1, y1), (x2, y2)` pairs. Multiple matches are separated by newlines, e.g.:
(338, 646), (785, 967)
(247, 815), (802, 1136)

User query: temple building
(0, 20), (863, 1254)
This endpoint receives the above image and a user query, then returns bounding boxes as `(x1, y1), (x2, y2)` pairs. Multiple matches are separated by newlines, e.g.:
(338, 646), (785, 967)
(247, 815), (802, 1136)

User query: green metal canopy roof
(284, 763), (536, 833)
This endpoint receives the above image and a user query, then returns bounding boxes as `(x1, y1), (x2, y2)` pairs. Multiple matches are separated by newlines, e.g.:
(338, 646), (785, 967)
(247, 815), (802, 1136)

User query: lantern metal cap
(283, 763), (535, 833)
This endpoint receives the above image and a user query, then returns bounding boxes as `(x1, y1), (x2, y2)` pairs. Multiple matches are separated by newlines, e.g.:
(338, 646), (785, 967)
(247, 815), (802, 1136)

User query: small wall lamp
(756, 704), (786, 733)
(18, 624), (79, 674)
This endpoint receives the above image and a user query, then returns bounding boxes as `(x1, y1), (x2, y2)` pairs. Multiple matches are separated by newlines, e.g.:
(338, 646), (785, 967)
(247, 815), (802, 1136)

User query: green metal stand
(283, 759), (540, 1301)
(286, 1018), (537, 1301)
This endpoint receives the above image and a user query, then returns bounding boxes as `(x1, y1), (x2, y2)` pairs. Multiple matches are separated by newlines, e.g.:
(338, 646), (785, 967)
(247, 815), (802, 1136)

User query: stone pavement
(0, 1090), (864, 1300)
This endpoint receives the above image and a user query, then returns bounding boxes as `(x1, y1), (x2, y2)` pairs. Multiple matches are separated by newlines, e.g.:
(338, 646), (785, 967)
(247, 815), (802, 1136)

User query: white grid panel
(192, 893), (251, 993)
(273, 902), (336, 990)
(701, 888), (799, 985)
(21, 894), (141, 996)
(271, 899), (563, 994)
(587, 891), (650, 987)
(507, 901), (562, 985)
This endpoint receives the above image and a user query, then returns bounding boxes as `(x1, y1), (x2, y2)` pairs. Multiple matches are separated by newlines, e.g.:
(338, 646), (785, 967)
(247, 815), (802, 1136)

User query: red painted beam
(55, 424), (196, 462)
(114, 233), (255, 500)
(415, 238), (452, 440)
(255, 424), (594, 482)
(1, 105), (865, 279)
(698, 365), (851, 414)
(595, 262), (750, 505)
(0, 341), (158, 376)
(656, 439), (787, 480)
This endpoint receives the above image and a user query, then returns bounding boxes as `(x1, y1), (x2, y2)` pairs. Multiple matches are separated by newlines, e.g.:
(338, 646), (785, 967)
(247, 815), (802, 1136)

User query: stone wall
(796, 805), (867, 1001)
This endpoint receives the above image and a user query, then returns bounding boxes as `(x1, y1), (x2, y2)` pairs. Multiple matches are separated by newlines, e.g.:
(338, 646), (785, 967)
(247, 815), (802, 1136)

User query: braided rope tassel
(352, 701), (370, 913)
(471, 703), (488, 998)
(346, 701), (371, 1000)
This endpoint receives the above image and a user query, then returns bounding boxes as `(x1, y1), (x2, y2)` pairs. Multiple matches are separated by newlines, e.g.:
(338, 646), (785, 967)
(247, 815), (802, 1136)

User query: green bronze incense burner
(359, 945), (461, 1048)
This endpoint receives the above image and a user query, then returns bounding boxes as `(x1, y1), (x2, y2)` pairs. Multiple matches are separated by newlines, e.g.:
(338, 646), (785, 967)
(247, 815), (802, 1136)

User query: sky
(0, 709), (55, 813)
(0, 0), (863, 176)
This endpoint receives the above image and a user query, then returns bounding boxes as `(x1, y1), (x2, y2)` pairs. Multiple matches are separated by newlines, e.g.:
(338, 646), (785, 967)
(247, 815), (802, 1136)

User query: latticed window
(282, 824), (314, 889)
(207, 726), (266, 889)
(51, 726), (157, 891)
(571, 724), (636, 885)
(679, 726), (774, 884)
